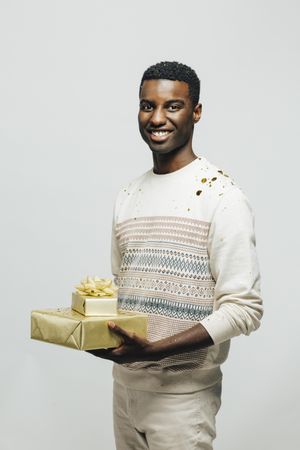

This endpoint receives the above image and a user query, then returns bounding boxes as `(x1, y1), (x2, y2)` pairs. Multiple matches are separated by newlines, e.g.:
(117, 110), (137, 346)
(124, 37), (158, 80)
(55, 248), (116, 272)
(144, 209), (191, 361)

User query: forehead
(140, 79), (190, 101)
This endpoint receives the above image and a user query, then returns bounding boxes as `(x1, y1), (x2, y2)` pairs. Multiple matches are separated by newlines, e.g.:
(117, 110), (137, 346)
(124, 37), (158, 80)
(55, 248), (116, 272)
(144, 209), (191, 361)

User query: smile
(151, 130), (170, 136)
(148, 130), (173, 143)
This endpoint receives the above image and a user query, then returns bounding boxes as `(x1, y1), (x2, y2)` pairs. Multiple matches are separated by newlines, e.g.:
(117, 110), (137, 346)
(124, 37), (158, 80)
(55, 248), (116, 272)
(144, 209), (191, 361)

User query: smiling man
(88, 61), (263, 449)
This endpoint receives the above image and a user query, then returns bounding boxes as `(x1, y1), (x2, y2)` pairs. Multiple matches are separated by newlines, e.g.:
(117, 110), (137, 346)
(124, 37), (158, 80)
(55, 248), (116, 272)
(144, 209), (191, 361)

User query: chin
(149, 145), (175, 154)
(150, 141), (186, 155)
(146, 139), (175, 154)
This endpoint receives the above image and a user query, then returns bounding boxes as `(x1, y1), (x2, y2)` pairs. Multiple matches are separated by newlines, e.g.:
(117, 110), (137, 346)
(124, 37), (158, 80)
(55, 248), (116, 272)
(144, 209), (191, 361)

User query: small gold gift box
(71, 292), (118, 316)
(31, 307), (147, 350)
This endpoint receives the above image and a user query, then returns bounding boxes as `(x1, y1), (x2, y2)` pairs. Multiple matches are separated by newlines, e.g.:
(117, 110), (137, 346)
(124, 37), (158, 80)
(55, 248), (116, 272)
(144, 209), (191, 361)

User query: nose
(149, 106), (167, 127)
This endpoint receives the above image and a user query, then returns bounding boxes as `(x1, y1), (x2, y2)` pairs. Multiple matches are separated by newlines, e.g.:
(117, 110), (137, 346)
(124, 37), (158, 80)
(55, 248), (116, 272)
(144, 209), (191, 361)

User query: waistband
(113, 364), (222, 394)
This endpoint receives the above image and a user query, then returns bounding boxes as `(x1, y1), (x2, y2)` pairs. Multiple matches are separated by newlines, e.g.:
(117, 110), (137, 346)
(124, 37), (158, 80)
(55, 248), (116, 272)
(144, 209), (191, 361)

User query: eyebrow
(139, 99), (186, 105)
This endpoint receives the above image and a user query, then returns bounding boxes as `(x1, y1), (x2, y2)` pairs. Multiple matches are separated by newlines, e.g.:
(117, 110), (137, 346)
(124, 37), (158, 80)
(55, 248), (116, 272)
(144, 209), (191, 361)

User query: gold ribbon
(75, 276), (117, 297)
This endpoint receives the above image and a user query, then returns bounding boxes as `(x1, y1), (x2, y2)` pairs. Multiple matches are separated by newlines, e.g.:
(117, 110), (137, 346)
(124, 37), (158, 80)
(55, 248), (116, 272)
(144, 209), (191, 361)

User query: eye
(168, 104), (181, 112)
(140, 102), (153, 112)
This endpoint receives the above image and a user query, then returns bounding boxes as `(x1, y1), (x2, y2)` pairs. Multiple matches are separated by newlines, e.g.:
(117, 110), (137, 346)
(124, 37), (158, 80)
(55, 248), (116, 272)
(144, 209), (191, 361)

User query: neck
(152, 146), (197, 175)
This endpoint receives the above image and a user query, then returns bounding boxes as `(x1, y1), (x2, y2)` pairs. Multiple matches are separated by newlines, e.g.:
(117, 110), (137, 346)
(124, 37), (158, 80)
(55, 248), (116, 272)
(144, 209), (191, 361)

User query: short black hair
(140, 61), (200, 107)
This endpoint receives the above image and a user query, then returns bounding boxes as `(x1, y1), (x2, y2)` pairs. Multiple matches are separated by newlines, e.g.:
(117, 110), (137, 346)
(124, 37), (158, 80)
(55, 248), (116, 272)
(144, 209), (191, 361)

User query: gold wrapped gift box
(71, 292), (118, 316)
(31, 307), (147, 350)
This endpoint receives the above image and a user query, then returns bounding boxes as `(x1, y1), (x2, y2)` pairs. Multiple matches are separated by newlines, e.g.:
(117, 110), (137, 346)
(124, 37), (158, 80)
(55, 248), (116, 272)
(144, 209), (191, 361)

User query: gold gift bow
(75, 276), (117, 297)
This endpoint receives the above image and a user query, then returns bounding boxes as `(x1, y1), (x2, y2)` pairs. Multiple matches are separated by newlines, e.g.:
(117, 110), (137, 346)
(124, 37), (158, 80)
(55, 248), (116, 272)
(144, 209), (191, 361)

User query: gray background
(1, 1), (299, 449)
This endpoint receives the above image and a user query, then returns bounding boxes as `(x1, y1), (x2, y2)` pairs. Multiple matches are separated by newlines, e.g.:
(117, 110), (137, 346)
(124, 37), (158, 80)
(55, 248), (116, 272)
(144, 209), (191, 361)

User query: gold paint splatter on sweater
(201, 178), (207, 183)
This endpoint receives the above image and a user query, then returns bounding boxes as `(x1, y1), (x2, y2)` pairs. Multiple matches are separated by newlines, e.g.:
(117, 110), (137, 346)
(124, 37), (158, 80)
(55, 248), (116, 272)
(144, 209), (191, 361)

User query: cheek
(176, 112), (193, 128)
(177, 119), (193, 134)
(138, 115), (148, 129)
(138, 116), (144, 127)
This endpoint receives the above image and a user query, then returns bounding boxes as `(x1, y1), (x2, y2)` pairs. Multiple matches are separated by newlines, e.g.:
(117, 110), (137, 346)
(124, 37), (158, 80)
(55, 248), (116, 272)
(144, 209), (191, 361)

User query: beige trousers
(113, 380), (222, 450)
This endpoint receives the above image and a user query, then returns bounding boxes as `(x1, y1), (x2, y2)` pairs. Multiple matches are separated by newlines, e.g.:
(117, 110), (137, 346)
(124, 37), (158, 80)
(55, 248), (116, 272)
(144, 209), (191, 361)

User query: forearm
(87, 321), (214, 364)
(147, 323), (214, 360)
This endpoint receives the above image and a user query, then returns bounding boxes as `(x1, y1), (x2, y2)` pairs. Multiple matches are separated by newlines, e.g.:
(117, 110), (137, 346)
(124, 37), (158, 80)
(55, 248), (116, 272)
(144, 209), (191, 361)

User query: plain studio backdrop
(0, 1), (299, 449)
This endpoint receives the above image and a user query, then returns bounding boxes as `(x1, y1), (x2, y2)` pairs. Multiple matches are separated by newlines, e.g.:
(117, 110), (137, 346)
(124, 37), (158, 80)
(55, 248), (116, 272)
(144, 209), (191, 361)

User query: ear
(193, 103), (202, 123)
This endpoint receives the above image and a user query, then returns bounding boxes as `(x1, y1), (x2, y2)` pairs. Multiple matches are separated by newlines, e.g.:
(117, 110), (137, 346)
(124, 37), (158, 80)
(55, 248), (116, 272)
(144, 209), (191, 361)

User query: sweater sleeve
(111, 202), (122, 285)
(200, 187), (263, 345)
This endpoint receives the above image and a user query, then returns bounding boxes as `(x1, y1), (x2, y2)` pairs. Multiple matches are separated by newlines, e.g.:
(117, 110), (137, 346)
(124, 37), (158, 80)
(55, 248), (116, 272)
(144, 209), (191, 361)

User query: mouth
(148, 129), (173, 143)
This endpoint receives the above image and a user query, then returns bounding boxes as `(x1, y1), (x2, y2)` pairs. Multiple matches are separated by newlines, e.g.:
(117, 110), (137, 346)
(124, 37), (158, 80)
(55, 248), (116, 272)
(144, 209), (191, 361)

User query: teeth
(152, 131), (170, 136)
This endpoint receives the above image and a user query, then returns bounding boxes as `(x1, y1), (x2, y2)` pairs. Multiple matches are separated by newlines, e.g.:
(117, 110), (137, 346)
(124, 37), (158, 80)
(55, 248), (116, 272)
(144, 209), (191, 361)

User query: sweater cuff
(200, 313), (237, 345)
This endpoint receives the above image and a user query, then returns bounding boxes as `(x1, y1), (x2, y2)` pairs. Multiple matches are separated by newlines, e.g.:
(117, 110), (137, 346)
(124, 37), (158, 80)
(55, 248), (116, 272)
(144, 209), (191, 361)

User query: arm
(200, 187), (263, 344)
(87, 320), (214, 363)
(111, 205), (121, 287)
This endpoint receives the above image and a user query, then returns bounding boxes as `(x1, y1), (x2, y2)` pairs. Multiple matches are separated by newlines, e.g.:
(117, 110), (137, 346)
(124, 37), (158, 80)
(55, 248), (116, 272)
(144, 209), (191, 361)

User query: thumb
(107, 322), (134, 342)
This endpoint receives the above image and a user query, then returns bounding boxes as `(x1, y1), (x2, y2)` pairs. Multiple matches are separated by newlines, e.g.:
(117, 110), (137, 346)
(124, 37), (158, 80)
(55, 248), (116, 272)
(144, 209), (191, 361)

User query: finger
(110, 344), (127, 356)
(107, 322), (134, 341)
(86, 349), (107, 356)
(86, 349), (114, 359)
(86, 347), (127, 363)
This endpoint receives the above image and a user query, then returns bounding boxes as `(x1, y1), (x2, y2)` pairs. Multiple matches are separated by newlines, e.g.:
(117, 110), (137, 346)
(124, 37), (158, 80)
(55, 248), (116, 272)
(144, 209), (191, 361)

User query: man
(88, 61), (263, 449)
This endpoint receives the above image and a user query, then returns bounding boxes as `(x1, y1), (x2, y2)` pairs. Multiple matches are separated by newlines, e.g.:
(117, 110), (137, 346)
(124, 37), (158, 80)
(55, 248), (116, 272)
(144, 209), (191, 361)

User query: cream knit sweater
(111, 156), (263, 393)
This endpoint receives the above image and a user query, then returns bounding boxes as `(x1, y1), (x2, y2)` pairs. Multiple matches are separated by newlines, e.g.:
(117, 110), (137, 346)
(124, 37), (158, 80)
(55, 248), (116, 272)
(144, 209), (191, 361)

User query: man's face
(138, 79), (201, 154)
